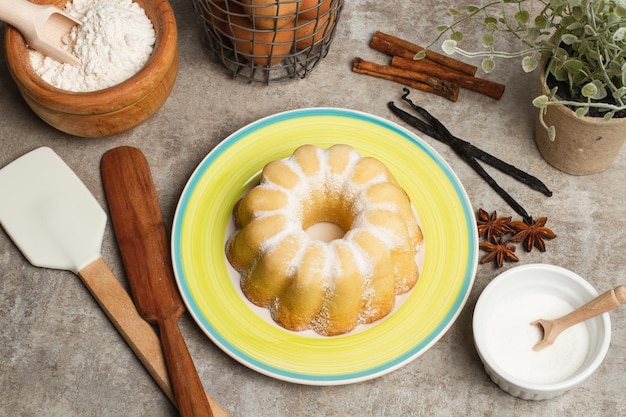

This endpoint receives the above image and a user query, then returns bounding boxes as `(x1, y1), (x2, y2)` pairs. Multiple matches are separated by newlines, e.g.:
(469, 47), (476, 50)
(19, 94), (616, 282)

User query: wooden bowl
(4, 0), (178, 138)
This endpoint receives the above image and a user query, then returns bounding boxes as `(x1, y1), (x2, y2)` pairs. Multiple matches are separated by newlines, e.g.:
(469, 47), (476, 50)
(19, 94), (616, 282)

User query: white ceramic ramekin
(473, 264), (611, 400)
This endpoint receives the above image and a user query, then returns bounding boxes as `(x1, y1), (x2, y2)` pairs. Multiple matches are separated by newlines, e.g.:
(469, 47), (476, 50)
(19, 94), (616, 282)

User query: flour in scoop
(29, 0), (156, 92)
(486, 293), (590, 385)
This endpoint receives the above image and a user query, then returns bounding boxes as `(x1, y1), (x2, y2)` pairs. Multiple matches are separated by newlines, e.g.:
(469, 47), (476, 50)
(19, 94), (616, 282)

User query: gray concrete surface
(1, 0), (624, 416)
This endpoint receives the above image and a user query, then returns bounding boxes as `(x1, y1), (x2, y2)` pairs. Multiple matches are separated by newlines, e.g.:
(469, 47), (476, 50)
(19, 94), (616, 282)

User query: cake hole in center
(305, 222), (345, 242)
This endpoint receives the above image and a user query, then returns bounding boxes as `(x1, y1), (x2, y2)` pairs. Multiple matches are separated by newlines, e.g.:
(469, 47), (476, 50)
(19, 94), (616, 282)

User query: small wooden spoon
(532, 285), (626, 351)
(0, 0), (81, 65)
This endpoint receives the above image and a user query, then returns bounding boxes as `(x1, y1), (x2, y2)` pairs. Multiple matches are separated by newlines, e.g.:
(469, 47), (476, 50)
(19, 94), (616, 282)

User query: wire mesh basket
(192, 0), (344, 83)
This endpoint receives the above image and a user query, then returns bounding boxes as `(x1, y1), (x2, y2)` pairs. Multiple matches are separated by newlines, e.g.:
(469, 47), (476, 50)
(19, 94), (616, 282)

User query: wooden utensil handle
(0, 0), (42, 33)
(557, 285), (626, 329)
(159, 314), (214, 417)
(78, 257), (228, 417)
(101, 146), (214, 417)
(615, 285), (626, 303)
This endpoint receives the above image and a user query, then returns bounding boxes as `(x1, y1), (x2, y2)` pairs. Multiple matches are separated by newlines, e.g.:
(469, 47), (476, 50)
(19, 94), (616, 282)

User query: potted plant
(419, 0), (626, 174)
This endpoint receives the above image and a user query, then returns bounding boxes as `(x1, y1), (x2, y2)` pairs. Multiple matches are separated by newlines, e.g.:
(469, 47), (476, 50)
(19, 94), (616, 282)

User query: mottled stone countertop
(1, 0), (624, 416)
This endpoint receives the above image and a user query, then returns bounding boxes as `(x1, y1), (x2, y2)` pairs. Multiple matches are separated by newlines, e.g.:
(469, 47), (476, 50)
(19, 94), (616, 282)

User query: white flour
(29, 0), (156, 92)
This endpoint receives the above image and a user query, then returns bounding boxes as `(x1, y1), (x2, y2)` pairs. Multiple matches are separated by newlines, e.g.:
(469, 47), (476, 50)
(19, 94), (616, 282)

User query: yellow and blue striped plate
(172, 108), (477, 385)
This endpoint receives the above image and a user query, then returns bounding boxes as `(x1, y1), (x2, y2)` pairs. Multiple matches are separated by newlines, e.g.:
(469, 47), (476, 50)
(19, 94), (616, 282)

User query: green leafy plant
(419, 0), (626, 139)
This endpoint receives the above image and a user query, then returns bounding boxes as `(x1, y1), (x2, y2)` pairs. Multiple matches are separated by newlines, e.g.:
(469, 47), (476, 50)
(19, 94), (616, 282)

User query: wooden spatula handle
(78, 257), (228, 416)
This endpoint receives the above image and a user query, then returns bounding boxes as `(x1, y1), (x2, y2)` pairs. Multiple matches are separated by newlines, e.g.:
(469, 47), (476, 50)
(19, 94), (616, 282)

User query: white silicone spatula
(0, 147), (229, 416)
(0, 147), (106, 273)
(0, 0), (81, 65)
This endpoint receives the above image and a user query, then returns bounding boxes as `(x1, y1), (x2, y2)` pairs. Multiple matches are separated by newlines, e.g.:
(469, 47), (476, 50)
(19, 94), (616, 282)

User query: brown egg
(241, 0), (298, 30)
(298, 0), (332, 20)
(203, 0), (230, 35)
(295, 11), (334, 49)
(230, 15), (296, 65)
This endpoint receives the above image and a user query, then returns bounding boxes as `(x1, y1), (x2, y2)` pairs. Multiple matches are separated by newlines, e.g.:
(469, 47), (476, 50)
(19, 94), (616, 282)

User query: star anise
(476, 208), (512, 242)
(479, 237), (519, 268)
(509, 216), (556, 252)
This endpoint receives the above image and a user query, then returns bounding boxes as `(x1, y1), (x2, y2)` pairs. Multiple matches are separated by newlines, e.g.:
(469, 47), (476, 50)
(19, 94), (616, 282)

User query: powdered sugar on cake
(226, 144), (424, 336)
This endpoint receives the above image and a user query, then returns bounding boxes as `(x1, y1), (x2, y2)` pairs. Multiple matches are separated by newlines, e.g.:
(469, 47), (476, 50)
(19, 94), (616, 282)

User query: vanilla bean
(461, 150), (532, 221)
(388, 90), (553, 221)
(388, 100), (532, 221)
(471, 150), (552, 197)
(395, 89), (552, 197)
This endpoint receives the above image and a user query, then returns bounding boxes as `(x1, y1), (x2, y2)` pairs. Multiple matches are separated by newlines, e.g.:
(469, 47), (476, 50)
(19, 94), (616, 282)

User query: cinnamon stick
(353, 58), (460, 102)
(370, 35), (417, 61)
(371, 31), (478, 76)
(352, 68), (450, 101)
(369, 36), (474, 83)
(391, 56), (506, 100)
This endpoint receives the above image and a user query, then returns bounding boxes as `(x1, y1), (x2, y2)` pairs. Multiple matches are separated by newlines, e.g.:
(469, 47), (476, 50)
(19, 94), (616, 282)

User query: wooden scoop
(532, 285), (626, 351)
(0, 0), (81, 65)
(101, 146), (214, 417)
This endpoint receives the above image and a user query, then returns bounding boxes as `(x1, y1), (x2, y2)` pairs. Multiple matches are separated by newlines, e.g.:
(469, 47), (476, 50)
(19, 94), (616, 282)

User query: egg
(201, 0), (297, 66)
(241, 0), (298, 30)
(297, 0), (332, 20)
(230, 14), (296, 65)
(203, 0), (230, 35)
(295, 11), (334, 49)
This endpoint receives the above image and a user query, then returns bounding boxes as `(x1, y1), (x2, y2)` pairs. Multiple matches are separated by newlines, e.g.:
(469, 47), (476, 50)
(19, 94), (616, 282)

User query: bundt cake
(225, 144), (423, 336)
